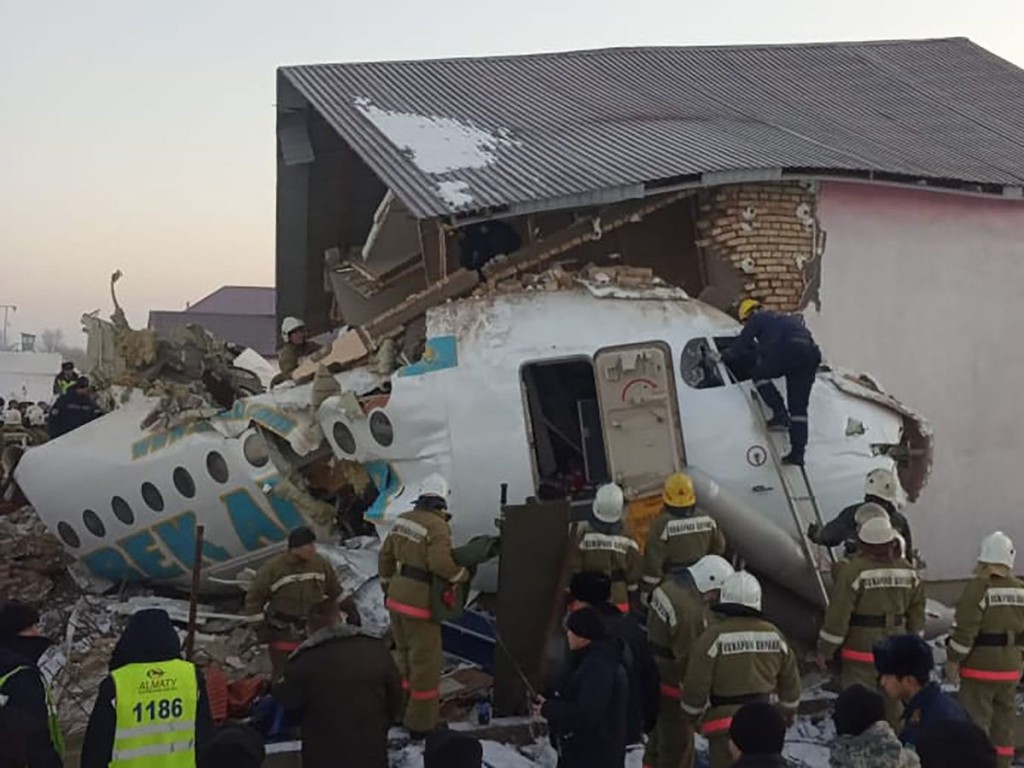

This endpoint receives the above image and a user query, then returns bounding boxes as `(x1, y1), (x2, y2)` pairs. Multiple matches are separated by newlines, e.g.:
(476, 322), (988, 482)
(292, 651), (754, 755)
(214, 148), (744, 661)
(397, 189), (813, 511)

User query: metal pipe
(184, 524), (205, 660)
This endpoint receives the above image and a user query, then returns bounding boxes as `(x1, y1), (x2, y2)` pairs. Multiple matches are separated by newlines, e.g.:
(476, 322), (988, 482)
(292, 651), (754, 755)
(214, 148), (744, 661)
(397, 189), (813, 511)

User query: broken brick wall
(695, 182), (823, 312)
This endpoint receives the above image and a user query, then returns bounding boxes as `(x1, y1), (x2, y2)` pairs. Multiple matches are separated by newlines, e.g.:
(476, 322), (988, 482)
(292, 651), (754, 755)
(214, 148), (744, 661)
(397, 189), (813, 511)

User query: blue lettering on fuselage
(81, 548), (144, 582)
(155, 512), (230, 565)
(222, 488), (287, 550)
(119, 530), (187, 580)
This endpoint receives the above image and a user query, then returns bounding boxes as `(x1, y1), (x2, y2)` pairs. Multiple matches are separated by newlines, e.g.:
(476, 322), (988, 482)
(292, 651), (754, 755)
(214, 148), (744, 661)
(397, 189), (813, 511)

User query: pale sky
(2, 0), (1022, 346)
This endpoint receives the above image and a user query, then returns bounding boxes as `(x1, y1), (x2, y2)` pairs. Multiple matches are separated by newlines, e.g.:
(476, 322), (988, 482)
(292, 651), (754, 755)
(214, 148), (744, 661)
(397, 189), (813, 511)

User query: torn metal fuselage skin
(15, 289), (933, 631)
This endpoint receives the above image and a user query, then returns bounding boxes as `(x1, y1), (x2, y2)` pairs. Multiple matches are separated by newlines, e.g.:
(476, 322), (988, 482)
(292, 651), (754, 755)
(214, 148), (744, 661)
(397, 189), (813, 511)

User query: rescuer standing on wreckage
(719, 299), (821, 466)
(816, 515), (926, 725)
(944, 532), (1024, 767)
(270, 317), (322, 386)
(378, 473), (469, 739)
(645, 554), (734, 768)
(642, 472), (727, 592)
(244, 526), (342, 681)
(809, 468), (914, 558)
(680, 571), (801, 768)
(568, 483), (642, 613)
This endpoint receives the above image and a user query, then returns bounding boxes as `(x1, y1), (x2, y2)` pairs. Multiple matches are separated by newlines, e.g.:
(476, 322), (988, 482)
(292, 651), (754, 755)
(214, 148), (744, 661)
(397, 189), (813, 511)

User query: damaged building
(275, 37), (1024, 585)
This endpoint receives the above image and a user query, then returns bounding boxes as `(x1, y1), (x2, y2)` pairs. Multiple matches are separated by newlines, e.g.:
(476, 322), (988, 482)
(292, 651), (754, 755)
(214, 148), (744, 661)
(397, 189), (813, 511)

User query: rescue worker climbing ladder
(946, 531), (1024, 768)
(642, 472), (727, 592)
(568, 483), (641, 613)
(720, 298), (821, 466)
(378, 473), (468, 737)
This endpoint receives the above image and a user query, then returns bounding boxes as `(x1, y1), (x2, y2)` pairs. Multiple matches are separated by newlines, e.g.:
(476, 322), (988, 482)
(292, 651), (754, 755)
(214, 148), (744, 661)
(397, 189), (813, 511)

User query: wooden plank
(362, 268), (480, 342)
(290, 329), (371, 380)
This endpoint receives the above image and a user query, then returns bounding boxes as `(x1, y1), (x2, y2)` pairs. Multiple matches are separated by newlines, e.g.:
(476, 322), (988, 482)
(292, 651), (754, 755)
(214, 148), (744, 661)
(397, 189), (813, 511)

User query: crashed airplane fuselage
(15, 287), (931, 611)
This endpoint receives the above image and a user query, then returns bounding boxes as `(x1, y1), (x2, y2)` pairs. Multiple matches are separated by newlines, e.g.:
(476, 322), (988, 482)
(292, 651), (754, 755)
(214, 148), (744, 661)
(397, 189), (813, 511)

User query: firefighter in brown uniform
(568, 483), (641, 613)
(642, 472), (728, 592)
(644, 555), (735, 768)
(244, 526), (342, 680)
(681, 571), (800, 768)
(378, 473), (468, 737)
(816, 513), (926, 724)
(946, 531), (1024, 767)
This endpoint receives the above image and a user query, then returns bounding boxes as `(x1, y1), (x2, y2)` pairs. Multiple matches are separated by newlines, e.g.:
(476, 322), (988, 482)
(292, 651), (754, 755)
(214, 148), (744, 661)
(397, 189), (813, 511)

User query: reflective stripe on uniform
(409, 688), (440, 701)
(790, 416), (808, 423)
(660, 683), (681, 699)
(392, 518), (429, 543)
(615, 603), (629, 613)
(112, 741), (195, 761)
(948, 638), (973, 655)
(579, 532), (639, 554)
(649, 588), (677, 628)
(115, 722), (196, 739)
(819, 629), (845, 646)
(708, 631), (787, 658)
(642, 574), (661, 585)
(701, 717), (733, 735)
(960, 668), (1021, 682)
(269, 572), (325, 594)
(386, 597), (432, 620)
(681, 700), (705, 716)
(840, 648), (875, 663)
(984, 587), (1024, 608)
(851, 568), (918, 591)
(996, 746), (1015, 758)
(269, 641), (300, 652)
(661, 517), (716, 540)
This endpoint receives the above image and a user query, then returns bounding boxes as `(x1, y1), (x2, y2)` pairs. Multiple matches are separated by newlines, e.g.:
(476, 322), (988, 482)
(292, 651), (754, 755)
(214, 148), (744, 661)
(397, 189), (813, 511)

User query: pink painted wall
(809, 182), (1024, 581)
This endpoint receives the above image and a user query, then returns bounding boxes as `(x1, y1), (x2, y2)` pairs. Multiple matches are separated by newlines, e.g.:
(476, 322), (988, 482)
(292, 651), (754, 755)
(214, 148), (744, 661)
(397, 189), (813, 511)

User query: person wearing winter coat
(568, 571), (659, 746)
(536, 606), (629, 768)
(0, 602), (62, 768)
(727, 702), (789, 768)
(81, 609), (214, 768)
(274, 599), (402, 768)
(829, 684), (920, 768)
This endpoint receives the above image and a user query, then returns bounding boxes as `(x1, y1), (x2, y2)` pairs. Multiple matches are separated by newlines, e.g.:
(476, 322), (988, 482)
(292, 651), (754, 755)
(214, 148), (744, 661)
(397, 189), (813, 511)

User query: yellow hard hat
(738, 299), (762, 322)
(663, 472), (696, 507)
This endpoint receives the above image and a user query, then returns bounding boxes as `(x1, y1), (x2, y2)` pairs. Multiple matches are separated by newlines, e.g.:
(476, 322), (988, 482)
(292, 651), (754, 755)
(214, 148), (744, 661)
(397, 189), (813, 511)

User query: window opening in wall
(112, 496), (135, 525)
(58, 521), (80, 548)
(680, 338), (725, 389)
(142, 482), (165, 512)
(521, 359), (609, 500)
(173, 467), (196, 499)
(83, 509), (106, 538)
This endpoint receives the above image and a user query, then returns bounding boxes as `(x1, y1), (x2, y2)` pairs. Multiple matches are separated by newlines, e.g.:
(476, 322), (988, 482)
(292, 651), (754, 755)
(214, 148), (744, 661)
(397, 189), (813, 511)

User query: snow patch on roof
(436, 179), (475, 210)
(354, 97), (520, 175)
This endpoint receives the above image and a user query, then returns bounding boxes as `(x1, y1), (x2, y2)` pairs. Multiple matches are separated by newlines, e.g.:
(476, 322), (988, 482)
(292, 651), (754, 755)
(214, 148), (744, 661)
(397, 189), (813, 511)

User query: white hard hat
(281, 316), (306, 341)
(418, 473), (450, 501)
(865, 468), (900, 506)
(26, 406), (46, 427)
(3, 409), (22, 427)
(592, 483), (625, 524)
(854, 502), (889, 528)
(688, 555), (735, 594)
(858, 516), (896, 545)
(719, 571), (762, 611)
(979, 531), (1015, 569)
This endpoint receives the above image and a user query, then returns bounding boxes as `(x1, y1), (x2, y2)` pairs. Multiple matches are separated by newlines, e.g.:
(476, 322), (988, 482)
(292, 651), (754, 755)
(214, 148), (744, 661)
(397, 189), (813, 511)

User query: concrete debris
(476, 262), (678, 298)
(0, 505), (71, 603)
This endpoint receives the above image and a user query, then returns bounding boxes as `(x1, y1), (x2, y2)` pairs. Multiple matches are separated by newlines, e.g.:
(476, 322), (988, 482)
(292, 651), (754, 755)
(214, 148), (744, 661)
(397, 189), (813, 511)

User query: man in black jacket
(728, 702), (789, 768)
(808, 468), (913, 557)
(0, 602), (62, 768)
(47, 378), (99, 439)
(568, 571), (659, 744)
(537, 606), (628, 768)
(81, 609), (214, 768)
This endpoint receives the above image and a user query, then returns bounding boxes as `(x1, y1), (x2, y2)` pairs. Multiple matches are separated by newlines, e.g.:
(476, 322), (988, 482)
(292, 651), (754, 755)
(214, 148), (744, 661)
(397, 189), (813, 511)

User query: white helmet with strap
(592, 483), (625, 524)
(979, 531), (1015, 569)
(688, 555), (735, 594)
(281, 316), (306, 341)
(719, 571), (762, 611)
(865, 468), (900, 506)
(418, 473), (450, 501)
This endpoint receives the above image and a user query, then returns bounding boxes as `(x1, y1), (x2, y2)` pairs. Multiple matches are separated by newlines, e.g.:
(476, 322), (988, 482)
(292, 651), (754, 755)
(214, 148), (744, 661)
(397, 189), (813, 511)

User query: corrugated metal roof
(279, 38), (1024, 220)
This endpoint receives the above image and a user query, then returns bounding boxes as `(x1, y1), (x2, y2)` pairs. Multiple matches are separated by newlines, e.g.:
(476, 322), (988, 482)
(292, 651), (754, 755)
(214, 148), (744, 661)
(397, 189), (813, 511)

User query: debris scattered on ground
(0, 505), (72, 603)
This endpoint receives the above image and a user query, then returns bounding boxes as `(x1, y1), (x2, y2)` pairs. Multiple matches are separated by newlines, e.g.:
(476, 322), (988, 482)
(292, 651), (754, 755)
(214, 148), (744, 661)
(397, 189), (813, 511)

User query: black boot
(781, 451), (804, 466)
(766, 414), (791, 431)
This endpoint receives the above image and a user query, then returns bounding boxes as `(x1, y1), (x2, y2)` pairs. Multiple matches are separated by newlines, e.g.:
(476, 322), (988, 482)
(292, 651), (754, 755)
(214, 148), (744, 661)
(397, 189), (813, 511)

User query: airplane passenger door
(593, 343), (683, 498)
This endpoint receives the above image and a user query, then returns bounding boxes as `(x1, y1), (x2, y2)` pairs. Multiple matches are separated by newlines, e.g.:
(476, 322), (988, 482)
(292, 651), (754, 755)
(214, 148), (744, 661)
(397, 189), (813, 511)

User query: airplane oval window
(206, 451), (229, 484)
(333, 421), (356, 455)
(111, 496), (135, 525)
(243, 432), (269, 468)
(680, 338), (725, 390)
(141, 482), (165, 512)
(173, 467), (196, 499)
(83, 509), (106, 538)
(58, 521), (81, 549)
(369, 411), (394, 447)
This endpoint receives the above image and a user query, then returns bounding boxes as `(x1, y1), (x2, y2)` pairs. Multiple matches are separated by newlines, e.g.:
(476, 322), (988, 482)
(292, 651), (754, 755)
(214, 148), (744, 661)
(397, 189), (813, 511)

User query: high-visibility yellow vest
(110, 659), (198, 768)
(0, 665), (65, 758)
(56, 377), (75, 395)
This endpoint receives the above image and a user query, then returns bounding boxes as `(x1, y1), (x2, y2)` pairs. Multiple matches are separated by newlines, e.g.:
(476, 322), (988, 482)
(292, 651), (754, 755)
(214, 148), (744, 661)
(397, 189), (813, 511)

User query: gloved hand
(807, 522), (821, 543)
(945, 660), (961, 685)
(705, 349), (722, 363)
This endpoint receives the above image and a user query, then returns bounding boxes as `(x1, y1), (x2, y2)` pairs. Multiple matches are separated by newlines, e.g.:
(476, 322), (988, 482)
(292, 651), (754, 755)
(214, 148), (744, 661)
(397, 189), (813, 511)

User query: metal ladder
(746, 388), (836, 606)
